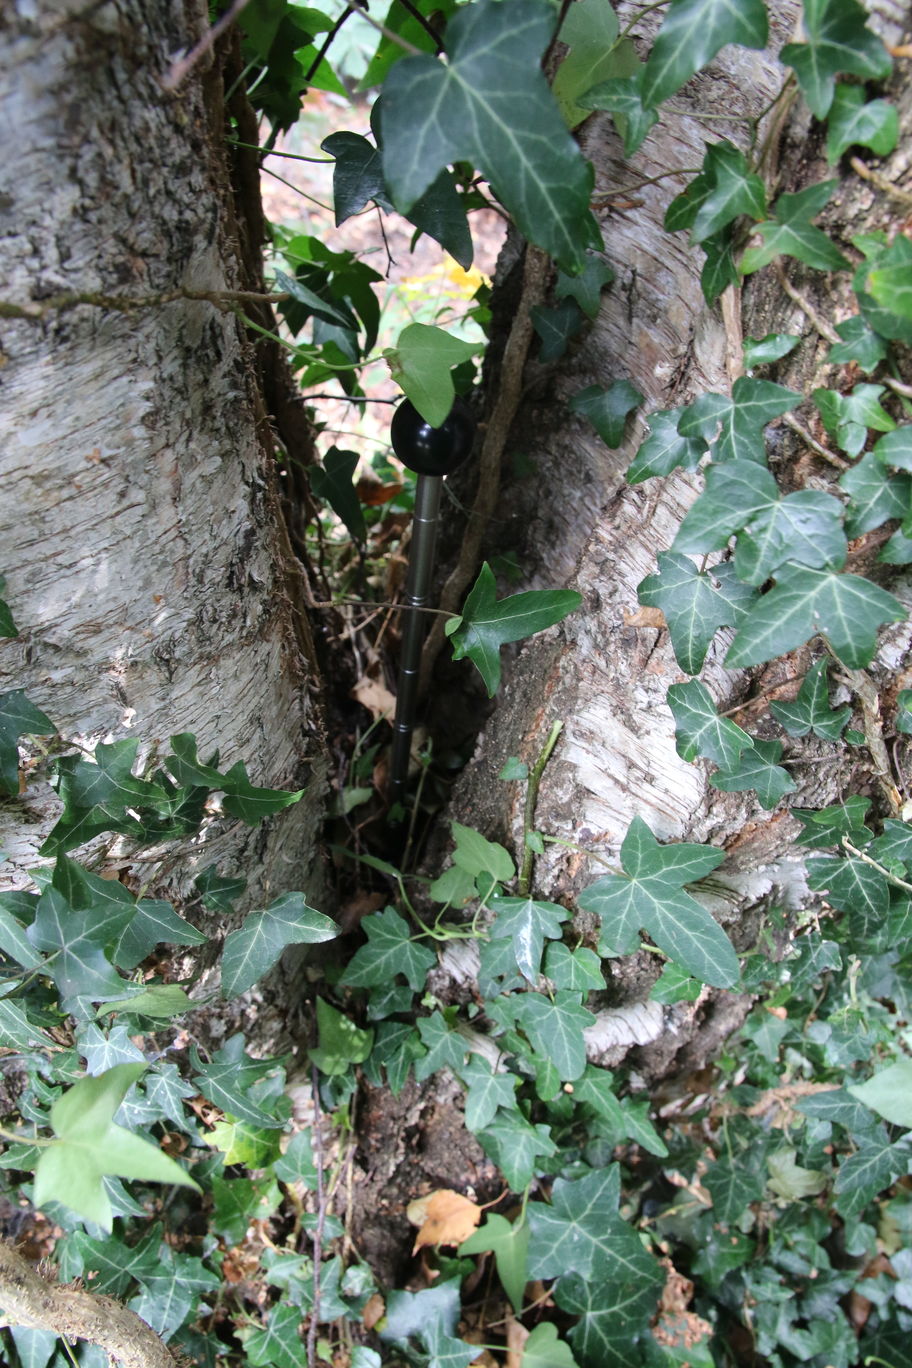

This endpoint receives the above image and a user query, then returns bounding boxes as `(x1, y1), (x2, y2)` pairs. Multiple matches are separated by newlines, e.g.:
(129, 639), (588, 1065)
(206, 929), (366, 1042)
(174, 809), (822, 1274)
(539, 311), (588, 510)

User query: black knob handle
(390, 397), (476, 476)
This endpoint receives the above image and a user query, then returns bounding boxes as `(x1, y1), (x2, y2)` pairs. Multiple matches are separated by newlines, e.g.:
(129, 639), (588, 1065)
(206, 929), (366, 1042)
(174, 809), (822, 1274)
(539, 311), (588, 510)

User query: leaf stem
(617, 0), (672, 43)
(518, 722), (564, 896)
(227, 138), (335, 165)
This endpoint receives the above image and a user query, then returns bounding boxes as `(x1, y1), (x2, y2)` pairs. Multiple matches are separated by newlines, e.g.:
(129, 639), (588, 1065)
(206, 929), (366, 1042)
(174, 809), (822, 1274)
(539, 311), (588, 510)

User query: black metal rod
(389, 474), (443, 801)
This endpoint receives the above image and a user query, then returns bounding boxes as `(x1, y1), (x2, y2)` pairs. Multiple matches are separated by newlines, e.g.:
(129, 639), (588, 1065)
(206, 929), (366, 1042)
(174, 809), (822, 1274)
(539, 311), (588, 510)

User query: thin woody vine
(1, 2), (912, 1368)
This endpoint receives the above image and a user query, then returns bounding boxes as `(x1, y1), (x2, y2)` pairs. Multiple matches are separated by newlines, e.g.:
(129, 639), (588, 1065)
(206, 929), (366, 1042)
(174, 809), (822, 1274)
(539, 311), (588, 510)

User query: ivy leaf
(245, 1303), (304, 1368)
(853, 232), (912, 343)
(840, 451), (912, 537)
(869, 820), (912, 872)
(641, 0), (768, 107)
(827, 314), (889, 372)
(115, 895), (207, 971)
(413, 1011), (467, 1082)
(626, 407), (707, 483)
(0, 577), (18, 638)
(770, 659), (851, 739)
(741, 182), (850, 273)
(781, 0), (892, 119)
(544, 942), (604, 991)
(826, 84), (898, 163)
(458, 1056), (518, 1132)
(33, 1065), (199, 1231)
(865, 232), (912, 323)
(849, 1060), (912, 1128)
(512, 991), (593, 1081)
(388, 323), (478, 428)
(579, 69), (659, 157)
(667, 680), (752, 770)
(874, 425), (912, 472)
(677, 377), (801, 464)
(807, 855), (890, 940)
(725, 564), (905, 669)
(813, 382), (896, 457)
(99, 984), (193, 1022)
(380, 0), (595, 271)
(743, 333), (801, 367)
(555, 254), (616, 319)
(339, 906), (436, 991)
(321, 128), (389, 221)
(578, 817), (736, 988)
(514, 1321), (577, 1367)
(0, 691), (55, 794)
(191, 1036), (288, 1128)
(310, 998), (373, 1077)
(551, 0), (624, 128)
(881, 526), (912, 563)
(528, 1165), (659, 1285)
(212, 768), (298, 828)
(309, 447), (366, 545)
(460, 1212), (530, 1314)
(531, 299), (587, 361)
(28, 887), (131, 1002)
(793, 796), (872, 849)
(711, 738), (797, 809)
(637, 553), (758, 675)
(446, 562), (581, 696)
(323, 107), (473, 269)
(487, 895), (570, 982)
(704, 1151), (767, 1222)
(674, 460), (847, 583)
(569, 380), (644, 448)
(665, 140), (766, 244)
(476, 1111), (557, 1191)
(834, 1136), (908, 1218)
(556, 1270), (663, 1368)
(452, 821), (515, 891)
(221, 893), (337, 998)
(699, 228), (740, 305)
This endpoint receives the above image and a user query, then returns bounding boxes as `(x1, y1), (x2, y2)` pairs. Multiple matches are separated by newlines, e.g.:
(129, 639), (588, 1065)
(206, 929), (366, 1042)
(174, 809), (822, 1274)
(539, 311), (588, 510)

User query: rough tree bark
(0, 1), (328, 927)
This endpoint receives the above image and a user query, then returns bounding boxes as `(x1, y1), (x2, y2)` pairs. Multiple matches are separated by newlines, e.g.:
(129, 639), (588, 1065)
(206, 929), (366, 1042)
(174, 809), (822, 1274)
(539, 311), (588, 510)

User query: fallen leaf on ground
(352, 676), (396, 720)
(408, 1188), (484, 1252)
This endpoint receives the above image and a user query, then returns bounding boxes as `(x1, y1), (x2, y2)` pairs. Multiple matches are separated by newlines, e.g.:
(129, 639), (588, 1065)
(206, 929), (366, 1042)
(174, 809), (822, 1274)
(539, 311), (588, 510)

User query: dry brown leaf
(362, 1292), (385, 1331)
(408, 1188), (483, 1253)
(624, 606), (666, 629)
(351, 675), (396, 721)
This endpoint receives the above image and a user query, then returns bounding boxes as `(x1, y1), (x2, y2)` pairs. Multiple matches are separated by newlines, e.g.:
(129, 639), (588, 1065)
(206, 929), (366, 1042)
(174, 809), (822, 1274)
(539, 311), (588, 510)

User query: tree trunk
(0, 1), (328, 920)
(433, 0), (911, 1074)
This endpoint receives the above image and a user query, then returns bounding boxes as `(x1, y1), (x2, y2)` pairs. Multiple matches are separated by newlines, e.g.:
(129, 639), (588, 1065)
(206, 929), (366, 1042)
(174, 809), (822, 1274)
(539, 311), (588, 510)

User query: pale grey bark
(0, 2), (328, 914)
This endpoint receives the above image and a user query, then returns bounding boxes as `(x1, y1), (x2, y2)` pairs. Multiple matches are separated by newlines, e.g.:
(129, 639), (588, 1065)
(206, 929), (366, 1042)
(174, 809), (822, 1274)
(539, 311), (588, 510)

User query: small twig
(617, 0), (672, 42)
(518, 722), (564, 896)
(718, 672), (807, 717)
(781, 412), (848, 469)
(591, 166), (699, 206)
(395, 0), (446, 52)
(883, 375), (912, 400)
(832, 658), (902, 812)
(773, 260), (841, 345)
(162, 0), (250, 91)
(849, 156), (912, 210)
(0, 287), (286, 321)
(304, 6), (354, 82)
(842, 836), (912, 894)
(419, 245), (551, 694)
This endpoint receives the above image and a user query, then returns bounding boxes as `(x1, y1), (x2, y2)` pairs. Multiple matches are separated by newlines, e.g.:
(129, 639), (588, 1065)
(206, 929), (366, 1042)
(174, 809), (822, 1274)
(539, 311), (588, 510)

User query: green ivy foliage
(3, 0), (912, 1365)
